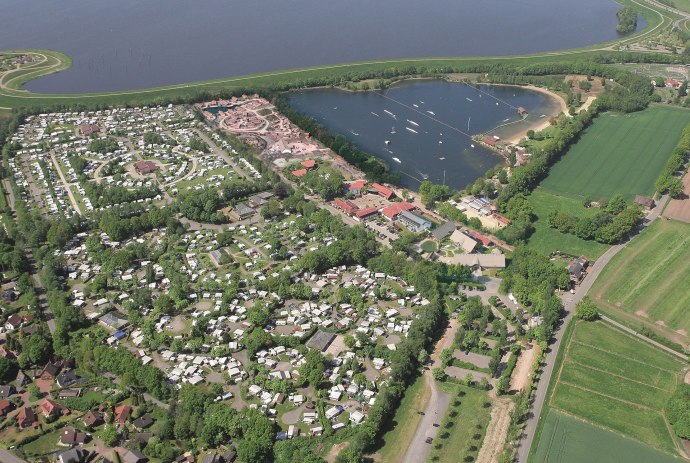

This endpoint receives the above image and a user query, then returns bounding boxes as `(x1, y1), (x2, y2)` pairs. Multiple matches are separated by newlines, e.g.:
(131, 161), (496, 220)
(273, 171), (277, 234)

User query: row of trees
(656, 122), (690, 197)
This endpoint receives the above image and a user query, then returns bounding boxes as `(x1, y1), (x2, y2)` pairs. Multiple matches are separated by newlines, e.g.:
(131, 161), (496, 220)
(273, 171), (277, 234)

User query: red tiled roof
(348, 179), (367, 191)
(371, 183), (394, 199)
(300, 159), (316, 169)
(355, 207), (379, 218)
(292, 169), (308, 177)
(333, 199), (358, 214)
(381, 202), (414, 219)
(468, 231), (492, 247)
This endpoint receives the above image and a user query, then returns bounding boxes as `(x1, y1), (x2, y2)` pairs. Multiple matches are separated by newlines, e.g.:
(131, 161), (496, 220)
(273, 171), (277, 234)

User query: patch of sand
(509, 341), (539, 392)
(476, 394), (515, 463)
(635, 310), (649, 318)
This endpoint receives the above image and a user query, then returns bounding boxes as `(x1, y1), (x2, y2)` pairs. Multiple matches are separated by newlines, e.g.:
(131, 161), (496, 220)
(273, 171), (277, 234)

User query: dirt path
(509, 342), (539, 392)
(476, 392), (515, 463)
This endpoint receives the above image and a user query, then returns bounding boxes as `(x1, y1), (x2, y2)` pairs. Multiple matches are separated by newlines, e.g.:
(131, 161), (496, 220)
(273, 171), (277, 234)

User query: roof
(300, 159), (316, 169)
(333, 199), (358, 214)
(371, 183), (394, 199)
(355, 207), (378, 219)
(347, 179), (367, 191)
(234, 203), (255, 217)
(136, 160), (159, 174)
(292, 168), (308, 177)
(398, 210), (431, 227)
(133, 413), (154, 429)
(446, 253), (506, 268)
(381, 202), (414, 219)
(431, 221), (456, 240)
(634, 195), (655, 209)
(467, 231), (492, 247)
(449, 230), (478, 253)
(306, 330), (336, 352)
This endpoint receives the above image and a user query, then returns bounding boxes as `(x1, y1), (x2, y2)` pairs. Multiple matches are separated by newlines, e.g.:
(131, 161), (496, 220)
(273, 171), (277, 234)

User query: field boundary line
(558, 381), (659, 411)
(548, 321), (579, 407)
(597, 317), (689, 361)
(565, 359), (675, 392)
(661, 410), (687, 457)
(549, 407), (683, 457)
(571, 340), (683, 373)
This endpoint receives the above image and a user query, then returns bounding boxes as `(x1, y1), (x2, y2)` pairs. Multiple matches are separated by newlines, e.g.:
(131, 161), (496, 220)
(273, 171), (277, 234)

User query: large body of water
(0, 0), (643, 94)
(287, 80), (561, 190)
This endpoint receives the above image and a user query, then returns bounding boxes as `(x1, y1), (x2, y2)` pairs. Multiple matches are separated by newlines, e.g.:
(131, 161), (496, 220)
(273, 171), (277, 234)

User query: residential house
(4, 314), (22, 331)
(132, 413), (154, 430)
(57, 448), (87, 463)
(59, 427), (88, 446)
(0, 385), (16, 399)
(83, 410), (104, 428)
(17, 406), (38, 429)
(114, 404), (132, 424)
(0, 399), (15, 417)
(41, 398), (66, 417)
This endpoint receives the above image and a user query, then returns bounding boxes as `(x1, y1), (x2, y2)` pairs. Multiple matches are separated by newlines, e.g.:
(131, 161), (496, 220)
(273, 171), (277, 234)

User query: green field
(590, 219), (690, 339)
(541, 106), (690, 200)
(533, 409), (684, 463)
(526, 189), (610, 259)
(547, 321), (687, 455)
(426, 382), (492, 463)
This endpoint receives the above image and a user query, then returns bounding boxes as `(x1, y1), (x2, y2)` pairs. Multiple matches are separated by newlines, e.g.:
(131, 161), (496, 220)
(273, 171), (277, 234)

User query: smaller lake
(287, 80), (562, 190)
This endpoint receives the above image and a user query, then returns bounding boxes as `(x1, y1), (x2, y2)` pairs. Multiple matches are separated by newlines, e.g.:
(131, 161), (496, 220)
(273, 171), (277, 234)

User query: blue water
(288, 80), (560, 189)
(0, 0), (644, 93)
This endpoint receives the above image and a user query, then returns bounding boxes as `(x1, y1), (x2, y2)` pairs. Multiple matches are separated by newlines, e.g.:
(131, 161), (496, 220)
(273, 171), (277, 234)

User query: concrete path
(0, 449), (27, 463)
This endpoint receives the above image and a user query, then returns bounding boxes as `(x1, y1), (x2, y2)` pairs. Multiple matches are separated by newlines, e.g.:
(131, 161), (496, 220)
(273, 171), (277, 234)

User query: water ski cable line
(375, 91), (475, 139)
(458, 80), (520, 110)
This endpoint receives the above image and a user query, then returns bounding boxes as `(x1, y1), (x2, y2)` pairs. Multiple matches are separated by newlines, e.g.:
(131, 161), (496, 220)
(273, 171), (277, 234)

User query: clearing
(663, 171), (690, 223)
(541, 106), (690, 201)
(547, 320), (687, 455)
(526, 189), (610, 259)
(590, 219), (690, 343)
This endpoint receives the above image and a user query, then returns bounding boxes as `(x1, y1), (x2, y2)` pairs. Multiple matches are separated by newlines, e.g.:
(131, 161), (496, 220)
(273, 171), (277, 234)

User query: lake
(0, 0), (643, 94)
(287, 80), (562, 190)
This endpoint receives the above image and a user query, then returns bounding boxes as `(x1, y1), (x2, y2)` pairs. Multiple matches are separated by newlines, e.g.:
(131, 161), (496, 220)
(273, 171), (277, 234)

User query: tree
(432, 367), (447, 381)
(0, 357), (18, 383)
(575, 298), (599, 321)
(18, 332), (52, 369)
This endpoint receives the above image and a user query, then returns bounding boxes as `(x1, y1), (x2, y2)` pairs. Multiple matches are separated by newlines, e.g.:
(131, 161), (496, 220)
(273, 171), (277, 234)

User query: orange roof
(355, 207), (379, 218)
(371, 183), (394, 199)
(381, 202), (414, 219)
(348, 179), (367, 191)
(333, 199), (358, 214)
(292, 169), (308, 177)
(300, 159), (316, 169)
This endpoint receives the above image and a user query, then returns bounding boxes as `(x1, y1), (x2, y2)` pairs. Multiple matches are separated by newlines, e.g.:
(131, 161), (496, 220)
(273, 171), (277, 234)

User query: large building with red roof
(381, 202), (415, 220)
(354, 207), (378, 220)
(371, 183), (394, 200)
(333, 199), (358, 214)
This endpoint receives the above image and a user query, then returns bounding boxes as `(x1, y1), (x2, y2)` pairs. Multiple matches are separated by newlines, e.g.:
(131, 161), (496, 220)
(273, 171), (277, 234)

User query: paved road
(0, 448), (28, 463)
(516, 196), (669, 463)
(26, 249), (56, 334)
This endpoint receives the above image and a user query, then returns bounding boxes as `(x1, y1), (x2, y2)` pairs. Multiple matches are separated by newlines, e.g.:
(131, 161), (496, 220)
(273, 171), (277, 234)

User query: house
(291, 168), (308, 178)
(665, 78), (681, 89)
(234, 203), (255, 220)
(17, 406), (38, 429)
(305, 330), (336, 352)
(482, 136), (497, 147)
(431, 221), (456, 241)
(132, 413), (154, 430)
(41, 398), (66, 417)
(346, 179), (367, 196)
(4, 314), (22, 331)
(56, 370), (80, 388)
(371, 183), (394, 200)
(333, 199), (358, 215)
(0, 385), (16, 399)
(57, 448), (87, 463)
(209, 248), (231, 267)
(354, 207), (378, 220)
(42, 360), (63, 379)
(80, 124), (99, 137)
(114, 404), (132, 424)
(201, 453), (222, 463)
(0, 290), (16, 302)
(98, 311), (128, 330)
(449, 230), (478, 253)
(83, 410), (104, 428)
(448, 253), (506, 270)
(381, 202), (414, 220)
(121, 449), (148, 463)
(634, 195), (655, 210)
(135, 160), (159, 175)
(398, 210), (432, 232)
(0, 399), (15, 417)
(222, 449), (237, 462)
(59, 427), (88, 446)
(568, 256), (590, 283)
(15, 369), (30, 387)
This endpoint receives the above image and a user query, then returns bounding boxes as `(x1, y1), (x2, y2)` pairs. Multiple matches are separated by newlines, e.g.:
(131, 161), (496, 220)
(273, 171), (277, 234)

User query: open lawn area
(526, 189), (610, 259)
(374, 375), (430, 462)
(532, 409), (684, 463)
(540, 106), (690, 201)
(547, 321), (687, 455)
(426, 382), (492, 463)
(590, 219), (690, 343)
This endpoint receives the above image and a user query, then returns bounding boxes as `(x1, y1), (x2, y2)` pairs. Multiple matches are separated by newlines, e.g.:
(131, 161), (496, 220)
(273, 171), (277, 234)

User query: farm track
(565, 359), (675, 392)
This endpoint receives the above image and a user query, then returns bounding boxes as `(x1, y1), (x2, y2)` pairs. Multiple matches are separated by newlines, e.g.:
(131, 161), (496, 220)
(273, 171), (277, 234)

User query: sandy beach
(499, 84), (569, 145)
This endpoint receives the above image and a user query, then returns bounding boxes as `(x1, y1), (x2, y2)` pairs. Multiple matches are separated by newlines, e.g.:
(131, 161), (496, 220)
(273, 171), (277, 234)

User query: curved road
(516, 195), (670, 463)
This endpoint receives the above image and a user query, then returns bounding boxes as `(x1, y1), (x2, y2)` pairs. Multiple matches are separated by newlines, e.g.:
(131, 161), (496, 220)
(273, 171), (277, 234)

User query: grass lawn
(532, 409), (684, 463)
(547, 321), (686, 455)
(526, 189), (610, 259)
(420, 240), (437, 253)
(375, 375), (430, 462)
(21, 427), (63, 457)
(590, 219), (690, 339)
(541, 106), (690, 200)
(426, 382), (492, 463)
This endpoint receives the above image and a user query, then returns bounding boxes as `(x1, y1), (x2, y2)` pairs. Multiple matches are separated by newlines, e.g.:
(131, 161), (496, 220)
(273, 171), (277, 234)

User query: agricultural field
(541, 106), (690, 201)
(546, 321), (688, 455)
(532, 409), (684, 463)
(526, 189), (610, 259)
(590, 219), (690, 342)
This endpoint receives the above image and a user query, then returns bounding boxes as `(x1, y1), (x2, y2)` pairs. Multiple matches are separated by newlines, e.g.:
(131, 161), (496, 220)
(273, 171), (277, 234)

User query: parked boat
(427, 111), (435, 116)
(406, 119), (419, 126)
(371, 112), (379, 117)
(466, 97), (473, 102)
(385, 140), (391, 145)
(391, 126), (396, 134)
(392, 157), (401, 163)
(406, 127), (418, 134)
